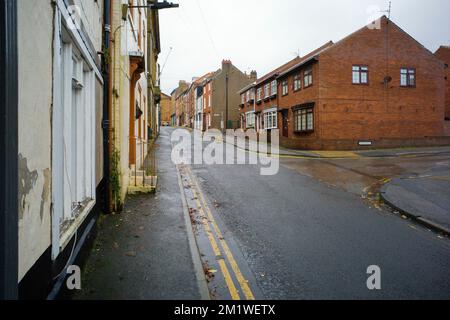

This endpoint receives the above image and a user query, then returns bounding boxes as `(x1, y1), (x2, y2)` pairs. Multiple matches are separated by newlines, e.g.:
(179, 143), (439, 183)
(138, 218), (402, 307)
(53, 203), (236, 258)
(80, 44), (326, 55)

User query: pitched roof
(238, 81), (257, 94)
(277, 41), (334, 78)
(255, 56), (302, 86)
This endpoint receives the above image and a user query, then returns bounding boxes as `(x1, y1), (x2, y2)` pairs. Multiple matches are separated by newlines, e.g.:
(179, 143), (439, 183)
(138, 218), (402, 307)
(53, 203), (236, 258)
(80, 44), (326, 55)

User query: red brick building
(434, 46), (450, 120)
(240, 57), (301, 131)
(240, 16), (449, 150)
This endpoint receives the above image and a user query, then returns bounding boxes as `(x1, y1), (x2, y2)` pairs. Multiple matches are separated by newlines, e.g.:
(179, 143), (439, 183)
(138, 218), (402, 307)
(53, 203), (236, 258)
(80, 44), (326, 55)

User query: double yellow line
(185, 166), (255, 300)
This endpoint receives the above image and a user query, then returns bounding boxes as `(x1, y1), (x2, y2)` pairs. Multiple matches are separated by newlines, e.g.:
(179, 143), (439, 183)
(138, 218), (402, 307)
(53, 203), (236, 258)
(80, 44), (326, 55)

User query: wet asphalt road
(167, 127), (450, 299)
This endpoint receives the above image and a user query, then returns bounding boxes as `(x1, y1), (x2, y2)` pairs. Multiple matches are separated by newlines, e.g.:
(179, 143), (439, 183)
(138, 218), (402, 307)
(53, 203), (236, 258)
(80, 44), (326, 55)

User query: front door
(282, 110), (289, 137)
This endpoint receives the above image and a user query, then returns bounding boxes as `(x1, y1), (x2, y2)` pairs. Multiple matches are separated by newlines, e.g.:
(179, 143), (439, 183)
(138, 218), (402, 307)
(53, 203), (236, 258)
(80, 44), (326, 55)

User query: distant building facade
(240, 16), (449, 150)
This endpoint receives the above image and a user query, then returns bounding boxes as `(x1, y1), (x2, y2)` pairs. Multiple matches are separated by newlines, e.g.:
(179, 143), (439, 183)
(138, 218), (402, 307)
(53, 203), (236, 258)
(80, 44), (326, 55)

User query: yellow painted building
(109, 0), (160, 210)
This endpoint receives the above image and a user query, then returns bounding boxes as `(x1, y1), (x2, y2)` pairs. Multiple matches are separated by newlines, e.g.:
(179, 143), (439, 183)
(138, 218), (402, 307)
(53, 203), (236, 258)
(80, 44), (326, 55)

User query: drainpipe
(102, 0), (111, 214)
(225, 74), (229, 131)
(0, 0), (18, 299)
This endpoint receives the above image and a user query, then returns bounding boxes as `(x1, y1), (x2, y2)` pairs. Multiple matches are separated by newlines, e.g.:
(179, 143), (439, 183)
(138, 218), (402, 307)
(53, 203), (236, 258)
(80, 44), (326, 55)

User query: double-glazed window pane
(353, 66), (368, 84)
(294, 107), (314, 132)
(304, 68), (313, 87)
(264, 111), (277, 129)
(282, 80), (288, 96)
(401, 68), (415, 87)
(264, 83), (270, 98)
(294, 74), (301, 91)
(271, 80), (277, 96)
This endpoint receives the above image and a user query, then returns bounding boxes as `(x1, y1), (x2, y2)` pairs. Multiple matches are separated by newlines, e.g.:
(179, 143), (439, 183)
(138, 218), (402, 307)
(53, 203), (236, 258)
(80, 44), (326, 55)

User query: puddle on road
(280, 155), (450, 197)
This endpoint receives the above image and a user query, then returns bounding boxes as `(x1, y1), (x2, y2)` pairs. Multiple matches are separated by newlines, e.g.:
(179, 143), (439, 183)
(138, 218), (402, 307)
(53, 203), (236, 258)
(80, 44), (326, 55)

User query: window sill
(59, 198), (96, 252)
(294, 130), (314, 134)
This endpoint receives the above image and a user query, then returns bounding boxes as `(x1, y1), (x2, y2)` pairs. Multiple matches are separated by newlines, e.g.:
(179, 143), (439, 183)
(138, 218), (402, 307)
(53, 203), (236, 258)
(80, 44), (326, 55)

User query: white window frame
(257, 87), (262, 101)
(270, 80), (277, 96)
(304, 68), (313, 87)
(264, 108), (278, 130)
(282, 80), (289, 96)
(293, 74), (301, 91)
(264, 83), (270, 99)
(352, 65), (369, 85)
(246, 111), (255, 129)
(52, 4), (100, 259)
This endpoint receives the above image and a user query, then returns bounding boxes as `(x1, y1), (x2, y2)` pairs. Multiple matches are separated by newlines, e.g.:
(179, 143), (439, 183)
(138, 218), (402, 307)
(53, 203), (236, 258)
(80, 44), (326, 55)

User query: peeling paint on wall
(19, 154), (38, 220)
(40, 168), (51, 220)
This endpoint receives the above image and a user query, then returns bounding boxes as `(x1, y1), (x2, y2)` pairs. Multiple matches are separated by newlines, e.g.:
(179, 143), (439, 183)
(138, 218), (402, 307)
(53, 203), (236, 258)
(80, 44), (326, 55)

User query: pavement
(72, 129), (207, 300)
(381, 169), (450, 235)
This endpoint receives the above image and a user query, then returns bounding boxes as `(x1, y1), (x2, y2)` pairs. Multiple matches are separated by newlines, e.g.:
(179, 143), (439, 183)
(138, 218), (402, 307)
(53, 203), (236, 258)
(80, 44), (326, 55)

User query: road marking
(189, 179), (240, 299)
(186, 166), (256, 300)
(218, 259), (241, 300)
(192, 189), (221, 257)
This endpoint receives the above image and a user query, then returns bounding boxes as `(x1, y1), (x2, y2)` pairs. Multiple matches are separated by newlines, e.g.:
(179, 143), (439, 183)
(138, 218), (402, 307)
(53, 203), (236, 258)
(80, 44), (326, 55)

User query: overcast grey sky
(158, 0), (450, 94)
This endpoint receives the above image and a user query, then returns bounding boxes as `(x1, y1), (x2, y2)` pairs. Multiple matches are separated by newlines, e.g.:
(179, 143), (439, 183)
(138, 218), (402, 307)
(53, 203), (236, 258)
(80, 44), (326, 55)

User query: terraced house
(239, 57), (300, 132)
(13, 0), (106, 299)
(174, 60), (256, 131)
(0, 0), (165, 299)
(240, 16), (450, 150)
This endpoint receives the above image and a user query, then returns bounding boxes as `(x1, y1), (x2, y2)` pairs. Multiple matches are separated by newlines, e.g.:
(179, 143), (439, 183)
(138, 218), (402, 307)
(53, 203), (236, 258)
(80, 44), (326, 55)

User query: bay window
(294, 106), (314, 132)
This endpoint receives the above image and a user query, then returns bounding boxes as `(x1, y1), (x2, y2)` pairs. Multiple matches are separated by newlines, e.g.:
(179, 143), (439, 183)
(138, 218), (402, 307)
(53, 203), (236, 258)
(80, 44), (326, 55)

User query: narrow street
(175, 126), (450, 300)
(77, 127), (450, 300)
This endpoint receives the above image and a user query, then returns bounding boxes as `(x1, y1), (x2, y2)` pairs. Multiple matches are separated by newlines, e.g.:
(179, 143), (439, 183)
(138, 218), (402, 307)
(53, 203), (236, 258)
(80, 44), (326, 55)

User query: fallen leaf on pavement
(125, 251), (137, 257)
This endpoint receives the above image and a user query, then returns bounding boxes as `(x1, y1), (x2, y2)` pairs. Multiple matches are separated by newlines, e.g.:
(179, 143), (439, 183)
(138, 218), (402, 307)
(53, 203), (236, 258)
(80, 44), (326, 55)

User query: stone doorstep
(128, 176), (158, 195)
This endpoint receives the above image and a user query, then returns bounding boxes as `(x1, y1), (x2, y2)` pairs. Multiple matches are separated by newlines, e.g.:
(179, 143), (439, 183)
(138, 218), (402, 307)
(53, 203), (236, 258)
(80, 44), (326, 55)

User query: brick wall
(434, 46), (450, 120)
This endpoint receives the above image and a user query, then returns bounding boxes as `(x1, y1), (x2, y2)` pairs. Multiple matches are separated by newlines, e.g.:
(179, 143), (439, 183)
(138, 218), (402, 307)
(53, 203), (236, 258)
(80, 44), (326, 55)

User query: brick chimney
(222, 59), (232, 71)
